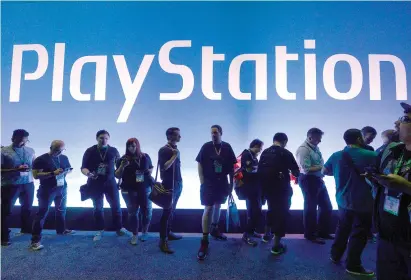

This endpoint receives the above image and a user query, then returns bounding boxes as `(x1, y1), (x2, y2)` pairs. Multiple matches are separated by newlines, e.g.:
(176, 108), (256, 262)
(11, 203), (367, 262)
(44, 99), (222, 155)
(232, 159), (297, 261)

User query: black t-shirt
(158, 144), (182, 184)
(363, 144), (375, 152)
(377, 146), (411, 246)
(258, 145), (300, 187)
(81, 145), (120, 183)
(240, 149), (259, 186)
(116, 154), (153, 190)
(33, 153), (71, 188)
(196, 141), (237, 186)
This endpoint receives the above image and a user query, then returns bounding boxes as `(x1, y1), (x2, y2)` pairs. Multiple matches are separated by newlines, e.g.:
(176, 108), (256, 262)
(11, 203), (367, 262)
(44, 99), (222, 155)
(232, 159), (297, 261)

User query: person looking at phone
(81, 130), (126, 242)
(115, 138), (153, 245)
(30, 140), (75, 250)
(369, 102), (411, 280)
(322, 129), (377, 276)
(157, 127), (183, 254)
(1, 129), (36, 246)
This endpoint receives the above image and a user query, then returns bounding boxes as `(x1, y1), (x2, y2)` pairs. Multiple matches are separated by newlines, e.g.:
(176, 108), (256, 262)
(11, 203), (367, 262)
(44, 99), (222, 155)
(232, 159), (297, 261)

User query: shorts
(200, 183), (230, 206)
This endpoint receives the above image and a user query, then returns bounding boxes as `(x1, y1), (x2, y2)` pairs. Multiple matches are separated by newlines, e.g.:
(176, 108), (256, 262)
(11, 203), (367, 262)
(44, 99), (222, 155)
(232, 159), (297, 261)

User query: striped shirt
(296, 140), (324, 177)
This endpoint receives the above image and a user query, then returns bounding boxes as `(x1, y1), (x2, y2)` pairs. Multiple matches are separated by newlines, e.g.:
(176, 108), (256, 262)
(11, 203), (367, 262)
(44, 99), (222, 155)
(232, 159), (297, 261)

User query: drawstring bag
(226, 194), (240, 233)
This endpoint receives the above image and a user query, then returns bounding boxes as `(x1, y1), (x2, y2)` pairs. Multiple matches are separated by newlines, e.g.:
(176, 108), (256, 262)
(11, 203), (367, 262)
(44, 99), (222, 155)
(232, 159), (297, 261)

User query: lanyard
(214, 143), (222, 156)
(50, 154), (61, 169)
(12, 147), (26, 165)
(97, 146), (108, 162)
(394, 153), (411, 175)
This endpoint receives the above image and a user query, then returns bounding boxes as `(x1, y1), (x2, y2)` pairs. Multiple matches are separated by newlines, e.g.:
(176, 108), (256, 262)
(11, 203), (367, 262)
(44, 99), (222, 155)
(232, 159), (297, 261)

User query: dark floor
(1, 230), (376, 280)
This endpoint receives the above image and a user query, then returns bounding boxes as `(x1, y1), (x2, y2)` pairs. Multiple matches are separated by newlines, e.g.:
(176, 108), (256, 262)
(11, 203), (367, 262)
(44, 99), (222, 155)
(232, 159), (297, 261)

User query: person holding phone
(1, 129), (36, 246)
(30, 140), (75, 250)
(81, 130), (126, 242)
(368, 103), (411, 280)
(115, 138), (153, 246)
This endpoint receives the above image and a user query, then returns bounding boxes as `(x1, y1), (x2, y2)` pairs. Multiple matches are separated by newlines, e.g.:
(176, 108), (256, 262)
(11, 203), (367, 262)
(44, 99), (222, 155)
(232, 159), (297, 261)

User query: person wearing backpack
(322, 129), (377, 277)
(237, 139), (264, 246)
(258, 133), (300, 255)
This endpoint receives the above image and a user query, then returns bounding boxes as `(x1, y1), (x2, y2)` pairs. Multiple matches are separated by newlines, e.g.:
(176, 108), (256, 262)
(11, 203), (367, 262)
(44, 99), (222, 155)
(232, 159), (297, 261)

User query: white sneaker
(130, 235), (138, 245)
(116, 228), (127, 236)
(139, 232), (149, 242)
(93, 231), (104, 242)
(30, 242), (44, 251)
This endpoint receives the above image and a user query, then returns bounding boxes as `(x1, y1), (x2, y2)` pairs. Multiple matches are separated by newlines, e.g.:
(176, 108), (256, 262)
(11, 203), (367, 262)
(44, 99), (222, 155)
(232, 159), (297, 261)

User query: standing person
(157, 127), (183, 253)
(361, 126), (378, 151)
(370, 103), (411, 280)
(259, 133), (300, 255)
(196, 125), (237, 260)
(30, 140), (75, 250)
(115, 138), (153, 245)
(81, 130), (126, 241)
(323, 129), (377, 276)
(376, 129), (397, 154)
(238, 139), (264, 246)
(1, 129), (35, 246)
(296, 128), (333, 244)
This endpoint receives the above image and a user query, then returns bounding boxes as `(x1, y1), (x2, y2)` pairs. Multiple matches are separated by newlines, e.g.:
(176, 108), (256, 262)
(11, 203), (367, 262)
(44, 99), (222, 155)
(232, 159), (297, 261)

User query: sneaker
(318, 234), (335, 240)
(197, 239), (209, 260)
(330, 256), (340, 264)
(211, 227), (227, 241)
(130, 235), (138, 245)
(116, 228), (127, 236)
(139, 232), (149, 242)
(30, 242), (44, 251)
(271, 243), (287, 255)
(159, 239), (174, 254)
(168, 232), (183, 241)
(252, 232), (262, 239)
(1, 241), (11, 246)
(93, 231), (104, 242)
(242, 233), (258, 247)
(262, 233), (274, 243)
(346, 266), (375, 277)
(305, 236), (326, 245)
(58, 229), (76, 235)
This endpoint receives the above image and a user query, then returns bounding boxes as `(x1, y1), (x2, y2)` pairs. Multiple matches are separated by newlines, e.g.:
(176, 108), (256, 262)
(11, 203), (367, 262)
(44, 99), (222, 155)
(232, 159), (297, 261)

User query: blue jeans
(121, 187), (152, 235)
(1, 183), (34, 242)
(160, 180), (183, 239)
(32, 186), (68, 242)
(299, 174), (332, 238)
(92, 182), (123, 231)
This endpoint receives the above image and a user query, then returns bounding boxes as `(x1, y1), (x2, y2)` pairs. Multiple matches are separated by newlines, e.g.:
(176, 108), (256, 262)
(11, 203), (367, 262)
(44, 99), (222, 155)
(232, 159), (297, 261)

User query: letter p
(9, 44), (48, 102)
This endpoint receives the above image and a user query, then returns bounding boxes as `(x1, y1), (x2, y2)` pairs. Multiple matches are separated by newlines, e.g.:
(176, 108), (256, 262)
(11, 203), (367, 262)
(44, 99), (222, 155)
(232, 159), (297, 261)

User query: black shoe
(1, 241), (11, 247)
(271, 243), (287, 255)
(305, 236), (326, 245)
(252, 232), (262, 239)
(346, 266), (375, 277)
(211, 226), (227, 241)
(168, 232), (182, 241)
(159, 240), (174, 254)
(262, 233), (274, 243)
(197, 239), (209, 260)
(242, 233), (258, 247)
(318, 234), (334, 240)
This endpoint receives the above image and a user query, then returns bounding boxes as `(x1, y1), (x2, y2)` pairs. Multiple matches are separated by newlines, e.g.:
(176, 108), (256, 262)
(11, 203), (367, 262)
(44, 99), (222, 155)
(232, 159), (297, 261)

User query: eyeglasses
(399, 116), (411, 124)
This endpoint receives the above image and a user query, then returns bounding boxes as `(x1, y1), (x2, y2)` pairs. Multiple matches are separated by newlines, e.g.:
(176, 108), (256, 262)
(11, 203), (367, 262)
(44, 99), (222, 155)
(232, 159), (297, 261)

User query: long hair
(125, 138), (142, 159)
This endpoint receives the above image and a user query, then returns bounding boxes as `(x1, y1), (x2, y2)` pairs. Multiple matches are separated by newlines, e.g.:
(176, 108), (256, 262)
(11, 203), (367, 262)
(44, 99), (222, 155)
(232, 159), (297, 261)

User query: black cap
(401, 102), (411, 114)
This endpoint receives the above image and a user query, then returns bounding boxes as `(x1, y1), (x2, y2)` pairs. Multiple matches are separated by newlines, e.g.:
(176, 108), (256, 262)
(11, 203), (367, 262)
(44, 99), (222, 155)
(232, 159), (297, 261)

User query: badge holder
(136, 171), (144, 183)
(56, 174), (65, 187)
(97, 163), (107, 176)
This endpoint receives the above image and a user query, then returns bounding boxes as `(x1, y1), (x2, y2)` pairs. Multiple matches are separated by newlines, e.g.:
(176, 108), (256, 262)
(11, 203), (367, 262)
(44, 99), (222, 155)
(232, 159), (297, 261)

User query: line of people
(1, 102), (410, 280)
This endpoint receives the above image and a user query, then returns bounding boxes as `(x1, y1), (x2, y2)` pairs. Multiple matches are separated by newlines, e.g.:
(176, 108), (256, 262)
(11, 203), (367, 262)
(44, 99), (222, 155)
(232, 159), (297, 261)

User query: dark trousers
(245, 193), (262, 235)
(92, 183), (122, 231)
(160, 180), (183, 239)
(1, 183), (34, 242)
(32, 186), (68, 242)
(377, 238), (411, 280)
(331, 208), (372, 268)
(299, 174), (332, 238)
(121, 187), (152, 235)
(265, 189), (292, 238)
